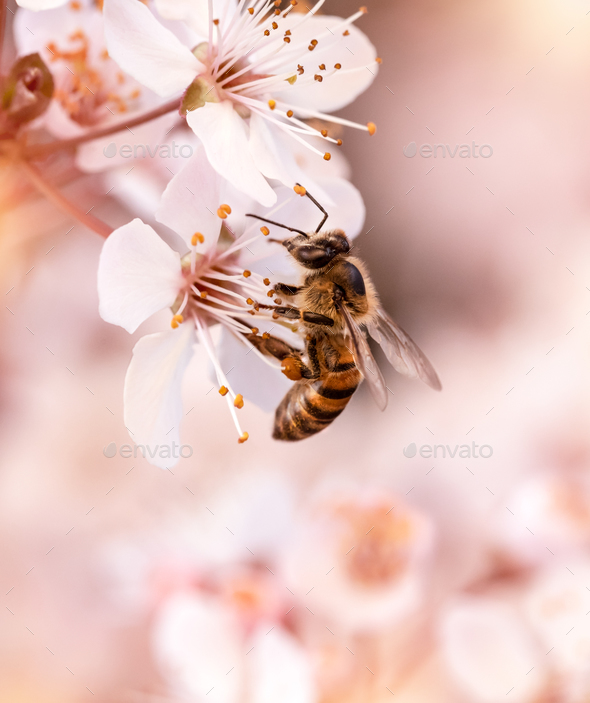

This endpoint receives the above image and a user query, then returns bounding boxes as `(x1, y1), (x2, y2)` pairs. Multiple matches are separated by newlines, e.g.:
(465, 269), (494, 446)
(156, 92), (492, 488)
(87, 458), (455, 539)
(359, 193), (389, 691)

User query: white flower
(283, 485), (433, 632)
(153, 576), (317, 703)
(14, 0), (176, 171)
(103, 0), (379, 204)
(98, 143), (366, 463)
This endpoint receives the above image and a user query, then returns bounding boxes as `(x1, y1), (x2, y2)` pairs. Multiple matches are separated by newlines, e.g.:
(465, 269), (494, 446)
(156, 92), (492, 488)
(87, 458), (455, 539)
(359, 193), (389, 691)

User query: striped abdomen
(273, 346), (361, 441)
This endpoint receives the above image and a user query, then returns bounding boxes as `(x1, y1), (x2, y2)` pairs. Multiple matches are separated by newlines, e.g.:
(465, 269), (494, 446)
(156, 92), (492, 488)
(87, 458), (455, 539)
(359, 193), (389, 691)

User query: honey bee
(245, 187), (442, 441)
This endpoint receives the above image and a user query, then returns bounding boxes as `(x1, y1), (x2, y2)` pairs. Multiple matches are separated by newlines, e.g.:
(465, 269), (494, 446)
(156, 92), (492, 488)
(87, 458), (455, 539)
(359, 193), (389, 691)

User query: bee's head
(282, 229), (350, 270)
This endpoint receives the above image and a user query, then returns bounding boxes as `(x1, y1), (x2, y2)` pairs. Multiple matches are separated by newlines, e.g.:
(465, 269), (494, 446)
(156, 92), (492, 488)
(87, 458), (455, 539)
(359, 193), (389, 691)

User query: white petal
(153, 592), (243, 701)
(186, 101), (276, 206)
(156, 143), (223, 252)
(124, 324), (196, 469)
(16, 0), (67, 9)
(104, 0), (202, 97)
(155, 0), (233, 37)
(271, 16), (378, 112)
(216, 326), (293, 414)
(249, 111), (300, 187)
(249, 625), (316, 703)
(98, 219), (183, 333)
(442, 599), (544, 703)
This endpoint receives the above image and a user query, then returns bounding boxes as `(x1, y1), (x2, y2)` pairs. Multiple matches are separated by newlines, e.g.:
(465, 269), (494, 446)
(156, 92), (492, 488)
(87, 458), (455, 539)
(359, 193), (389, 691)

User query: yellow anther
(319, 63), (326, 70)
(171, 319), (179, 329)
(360, 5), (368, 13)
(234, 394), (244, 409)
(243, 270), (252, 278)
(217, 207), (228, 219)
(297, 64), (304, 74)
(272, 21), (278, 29)
(219, 386), (229, 396)
(268, 99), (276, 110)
(367, 122), (377, 136)
(287, 109), (294, 117)
(321, 129), (328, 137)
(284, 36), (291, 43)
(220, 203), (232, 215)
(200, 291), (208, 299)
(343, 29), (350, 36)
(248, 6), (254, 13)
(267, 290), (275, 297)
(246, 298), (254, 305)
(261, 226), (270, 236)
(238, 432), (249, 444)
(264, 29), (270, 36)
(323, 152), (332, 161)
(251, 327), (259, 335)
(191, 232), (205, 246)
(334, 62), (342, 69)
(294, 184), (306, 196)
(285, 29), (292, 35)
(290, 0), (297, 4)
(311, 39), (318, 45)
(171, 314), (184, 328)
(263, 277), (271, 286)
(262, 332), (270, 339)
(213, 18), (220, 24)
(337, 139), (343, 146)
(376, 57), (383, 64)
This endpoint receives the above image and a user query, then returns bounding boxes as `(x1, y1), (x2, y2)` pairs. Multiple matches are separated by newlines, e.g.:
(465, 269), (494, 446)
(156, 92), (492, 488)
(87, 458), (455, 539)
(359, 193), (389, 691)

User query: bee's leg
(255, 302), (334, 327)
(274, 283), (302, 297)
(244, 332), (316, 382)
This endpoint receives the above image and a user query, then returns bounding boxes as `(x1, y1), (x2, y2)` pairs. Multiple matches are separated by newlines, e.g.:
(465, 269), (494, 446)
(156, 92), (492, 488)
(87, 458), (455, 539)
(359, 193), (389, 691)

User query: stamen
(191, 232), (205, 246)
(219, 386), (229, 396)
(234, 394), (245, 409)
(238, 432), (249, 444)
(367, 122), (377, 135)
(261, 226), (270, 235)
(323, 152), (332, 161)
(243, 270), (252, 277)
(294, 184), (306, 195)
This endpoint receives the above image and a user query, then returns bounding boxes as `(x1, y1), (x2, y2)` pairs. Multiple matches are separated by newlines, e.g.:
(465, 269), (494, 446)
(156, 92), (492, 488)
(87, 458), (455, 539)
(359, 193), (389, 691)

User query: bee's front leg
(274, 283), (302, 297)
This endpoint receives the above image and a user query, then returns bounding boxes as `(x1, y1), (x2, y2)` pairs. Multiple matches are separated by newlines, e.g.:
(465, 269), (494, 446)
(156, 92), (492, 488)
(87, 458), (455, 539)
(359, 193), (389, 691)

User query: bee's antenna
(245, 213), (308, 238)
(295, 183), (329, 233)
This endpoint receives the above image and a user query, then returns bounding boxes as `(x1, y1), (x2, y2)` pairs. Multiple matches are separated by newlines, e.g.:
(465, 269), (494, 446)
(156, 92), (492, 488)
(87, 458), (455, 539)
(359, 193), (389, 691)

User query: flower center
(47, 27), (141, 125)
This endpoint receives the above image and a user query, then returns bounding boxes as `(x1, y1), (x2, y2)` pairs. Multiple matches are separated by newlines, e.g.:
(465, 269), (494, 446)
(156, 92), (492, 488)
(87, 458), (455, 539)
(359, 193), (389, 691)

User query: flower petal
(104, 0), (202, 97)
(186, 101), (276, 206)
(15, 0), (67, 9)
(156, 143), (223, 252)
(153, 591), (243, 701)
(216, 326), (293, 414)
(442, 599), (544, 703)
(249, 625), (317, 703)
(98, 218), (183, 333)
(271, 15), (378, 112)
(124, 324), (196, 469)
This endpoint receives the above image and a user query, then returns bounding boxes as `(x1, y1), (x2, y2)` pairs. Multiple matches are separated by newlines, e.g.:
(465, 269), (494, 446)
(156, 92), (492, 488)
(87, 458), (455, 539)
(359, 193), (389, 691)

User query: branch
(20, 160), (114, 238)
(22, 97), (181, 159)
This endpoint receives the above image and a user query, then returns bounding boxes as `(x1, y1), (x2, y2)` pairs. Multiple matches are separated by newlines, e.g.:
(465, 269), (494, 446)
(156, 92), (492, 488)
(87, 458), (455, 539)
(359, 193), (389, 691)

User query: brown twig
(20, 159), (113, 238)
(22, 97), (181, 159)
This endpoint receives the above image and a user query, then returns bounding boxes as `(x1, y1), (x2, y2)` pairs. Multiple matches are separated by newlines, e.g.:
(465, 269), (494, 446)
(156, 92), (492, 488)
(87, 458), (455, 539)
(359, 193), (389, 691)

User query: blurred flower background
(2, 0), (590, 701)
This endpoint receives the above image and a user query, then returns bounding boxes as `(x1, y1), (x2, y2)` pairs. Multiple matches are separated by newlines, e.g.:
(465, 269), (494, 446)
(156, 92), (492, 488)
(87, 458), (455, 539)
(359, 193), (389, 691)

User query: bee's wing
(367, 309), (442, 391)
(339, 303), (389, 411)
